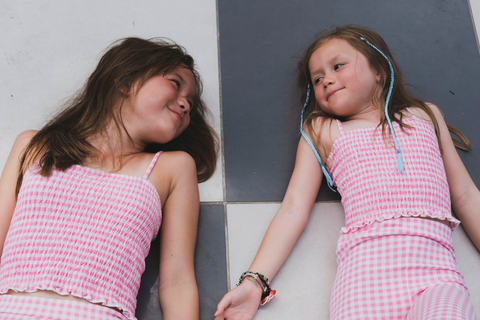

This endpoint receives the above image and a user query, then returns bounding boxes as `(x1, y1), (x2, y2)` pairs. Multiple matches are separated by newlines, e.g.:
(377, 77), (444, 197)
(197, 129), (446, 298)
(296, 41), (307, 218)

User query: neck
(86, 119), (145, 171)
(343, 104), (380, 124)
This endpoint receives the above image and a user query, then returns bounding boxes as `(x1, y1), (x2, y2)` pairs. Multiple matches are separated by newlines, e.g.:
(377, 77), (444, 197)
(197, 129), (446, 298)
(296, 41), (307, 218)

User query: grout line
(199, 201), (224, 205)
(467, 0), (480, 56)
(225, 200), (342, 205)
(214, 0), (231, 291)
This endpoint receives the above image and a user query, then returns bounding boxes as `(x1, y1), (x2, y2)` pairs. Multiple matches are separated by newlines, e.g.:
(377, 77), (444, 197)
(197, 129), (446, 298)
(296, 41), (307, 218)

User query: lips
(169, 108), (183, 125)
(327, 88), (343, 101)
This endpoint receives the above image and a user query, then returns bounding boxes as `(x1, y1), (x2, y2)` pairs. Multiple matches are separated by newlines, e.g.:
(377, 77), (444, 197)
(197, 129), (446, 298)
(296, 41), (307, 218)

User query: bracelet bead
(237, 271), (277, 306)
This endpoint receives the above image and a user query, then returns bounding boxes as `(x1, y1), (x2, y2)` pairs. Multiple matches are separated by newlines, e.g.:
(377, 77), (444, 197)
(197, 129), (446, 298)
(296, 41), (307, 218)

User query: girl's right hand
(214, 280), (263, 320)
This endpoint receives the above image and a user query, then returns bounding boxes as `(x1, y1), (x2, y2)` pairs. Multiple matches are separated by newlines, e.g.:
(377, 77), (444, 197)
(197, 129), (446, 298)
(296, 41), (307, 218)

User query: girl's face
(309, 39), (381, 118)
(123, 66), (196, 145)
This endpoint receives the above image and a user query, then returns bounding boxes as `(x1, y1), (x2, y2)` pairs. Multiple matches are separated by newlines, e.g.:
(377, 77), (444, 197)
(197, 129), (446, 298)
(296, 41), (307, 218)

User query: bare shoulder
(312, 116), (337, 139)
(148, 151), (197, 205)
(408, 103), (444, 123)
(15, 130), (37, 146)
(9, 130), (38, 158)
(310, 116), (340, 154)
(157, 151), (196, 174)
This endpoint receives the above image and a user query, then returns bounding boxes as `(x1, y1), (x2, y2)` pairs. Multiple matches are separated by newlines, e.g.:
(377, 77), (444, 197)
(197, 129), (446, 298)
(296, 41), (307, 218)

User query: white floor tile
(0, 0), (223, 201)
(227, 202), (345, 320)
(470, 0), (480, 52)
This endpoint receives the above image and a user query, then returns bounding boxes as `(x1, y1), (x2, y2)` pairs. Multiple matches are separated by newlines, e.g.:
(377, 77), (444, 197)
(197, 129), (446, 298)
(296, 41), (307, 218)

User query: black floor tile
(136, 204), (227, 319)
(220, 0), (480, 202)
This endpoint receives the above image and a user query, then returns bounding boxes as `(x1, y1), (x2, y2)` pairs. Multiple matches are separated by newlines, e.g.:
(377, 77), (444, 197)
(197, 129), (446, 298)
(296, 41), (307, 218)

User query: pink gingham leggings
(0, 295), (127, 320)
(331, 217), (477, 319)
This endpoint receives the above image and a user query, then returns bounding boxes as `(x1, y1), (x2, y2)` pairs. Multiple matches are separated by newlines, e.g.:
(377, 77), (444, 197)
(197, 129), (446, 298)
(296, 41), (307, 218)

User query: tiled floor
(1, 1), (480, 319)
(227, 203), (344, 319)
(219, 0), (480, 318)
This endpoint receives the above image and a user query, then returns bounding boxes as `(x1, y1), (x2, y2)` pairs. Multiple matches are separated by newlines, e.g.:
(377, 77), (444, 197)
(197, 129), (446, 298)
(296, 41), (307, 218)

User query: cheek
(314, 91), (328, 109)
(314, 89), (323, 103)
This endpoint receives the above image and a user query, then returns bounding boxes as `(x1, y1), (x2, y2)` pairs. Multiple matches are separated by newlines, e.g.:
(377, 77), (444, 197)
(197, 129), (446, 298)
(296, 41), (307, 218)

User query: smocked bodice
(0, 155), (162, 320)
(327, 116), (459, 233)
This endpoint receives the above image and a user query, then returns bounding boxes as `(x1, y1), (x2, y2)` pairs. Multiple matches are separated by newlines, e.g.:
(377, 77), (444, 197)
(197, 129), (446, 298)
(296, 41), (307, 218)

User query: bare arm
(153, 152), (199, 320)
(0, 131), (36, 261)
(215, 137), (323, 320)
(427, 104), (480, 251)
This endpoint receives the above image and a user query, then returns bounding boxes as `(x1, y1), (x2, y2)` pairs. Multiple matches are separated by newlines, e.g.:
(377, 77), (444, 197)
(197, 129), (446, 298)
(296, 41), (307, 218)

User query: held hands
(214, 278), (263, 320)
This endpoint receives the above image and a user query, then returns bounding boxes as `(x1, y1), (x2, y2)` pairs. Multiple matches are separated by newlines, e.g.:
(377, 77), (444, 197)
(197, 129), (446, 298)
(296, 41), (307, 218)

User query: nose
(322, 74), (335, 89)
(178, 97), (191, 113)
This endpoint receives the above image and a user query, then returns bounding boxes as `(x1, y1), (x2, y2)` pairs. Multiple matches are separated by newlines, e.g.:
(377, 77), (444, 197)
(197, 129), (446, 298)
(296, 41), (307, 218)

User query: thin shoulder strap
(336, 119), (345, 135)
(405, 107), (417, 119)
(143, 152), (162, 179)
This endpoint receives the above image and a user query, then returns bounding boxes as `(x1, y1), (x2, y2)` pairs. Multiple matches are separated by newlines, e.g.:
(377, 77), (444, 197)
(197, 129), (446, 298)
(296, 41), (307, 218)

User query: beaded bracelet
(237, 271), (277, 306)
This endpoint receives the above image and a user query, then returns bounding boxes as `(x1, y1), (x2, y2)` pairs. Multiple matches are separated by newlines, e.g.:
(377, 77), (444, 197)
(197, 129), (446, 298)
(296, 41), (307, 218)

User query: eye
(314, 76), (324, 85)
(171, 79), (180, 89)
(334, 63), (344, 71)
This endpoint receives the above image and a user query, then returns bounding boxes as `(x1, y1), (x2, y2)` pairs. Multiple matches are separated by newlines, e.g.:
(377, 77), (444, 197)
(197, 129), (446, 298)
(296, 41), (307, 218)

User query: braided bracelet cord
(238, 271), (277, 306)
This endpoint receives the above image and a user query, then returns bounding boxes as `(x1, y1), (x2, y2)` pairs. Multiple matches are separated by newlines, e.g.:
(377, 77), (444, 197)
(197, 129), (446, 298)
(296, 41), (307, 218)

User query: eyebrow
(173, 72), (196, 101)
(310, 54), (345, 75)
(172, 72), (185, 84)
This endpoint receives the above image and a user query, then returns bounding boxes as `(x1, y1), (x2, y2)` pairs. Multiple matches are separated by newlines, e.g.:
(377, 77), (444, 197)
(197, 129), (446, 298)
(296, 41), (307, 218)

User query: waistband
(337, 217), (455, 258)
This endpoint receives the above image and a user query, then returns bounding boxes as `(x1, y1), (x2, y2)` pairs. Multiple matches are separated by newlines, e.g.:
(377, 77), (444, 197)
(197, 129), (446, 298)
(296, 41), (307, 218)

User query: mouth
(327, 88), (343, 101)
(168, 108), (183, 125)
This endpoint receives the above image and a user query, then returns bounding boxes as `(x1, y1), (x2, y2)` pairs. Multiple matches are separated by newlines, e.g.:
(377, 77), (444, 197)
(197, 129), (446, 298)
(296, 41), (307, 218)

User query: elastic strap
(143, 152), (162, 179)
(336, 119), (345, 135)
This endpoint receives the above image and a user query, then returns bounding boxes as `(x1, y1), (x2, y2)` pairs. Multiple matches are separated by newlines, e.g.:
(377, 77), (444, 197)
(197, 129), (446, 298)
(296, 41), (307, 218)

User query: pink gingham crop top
(0, 152), (163, 319)
(326, 113), (460, 233)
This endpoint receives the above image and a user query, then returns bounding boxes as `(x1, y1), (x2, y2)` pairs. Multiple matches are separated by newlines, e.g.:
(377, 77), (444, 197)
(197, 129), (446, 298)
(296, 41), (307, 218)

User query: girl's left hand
(214, 280), (263, 320)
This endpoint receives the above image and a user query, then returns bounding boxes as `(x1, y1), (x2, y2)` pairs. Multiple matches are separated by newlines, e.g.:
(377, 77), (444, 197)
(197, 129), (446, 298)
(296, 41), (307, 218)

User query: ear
(115, 79), (130, 96)
(118, 85), (129, 96)
(375, 71), (381, 82)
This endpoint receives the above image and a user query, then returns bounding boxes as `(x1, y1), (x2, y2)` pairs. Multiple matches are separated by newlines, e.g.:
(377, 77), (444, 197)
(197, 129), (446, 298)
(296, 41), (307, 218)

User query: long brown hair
(297, 25), (470, 162)
(17, 37), (218, 195)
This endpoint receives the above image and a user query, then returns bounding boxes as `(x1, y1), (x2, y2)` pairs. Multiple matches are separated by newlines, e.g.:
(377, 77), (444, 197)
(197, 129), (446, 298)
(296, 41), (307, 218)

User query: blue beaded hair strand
(300, 84), (336, 191)
(360, 36), (404, 173)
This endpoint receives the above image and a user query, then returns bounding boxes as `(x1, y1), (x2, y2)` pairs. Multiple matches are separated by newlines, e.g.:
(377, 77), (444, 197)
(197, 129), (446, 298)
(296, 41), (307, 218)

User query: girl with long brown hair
(215, 25), (479, 319)
(0, 37), (218, 319)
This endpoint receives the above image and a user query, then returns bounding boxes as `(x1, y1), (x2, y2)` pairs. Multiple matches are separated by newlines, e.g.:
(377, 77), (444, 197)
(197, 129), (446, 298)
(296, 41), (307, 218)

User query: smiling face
(308, 38), (381, 118)
(122, 66), (196, 145)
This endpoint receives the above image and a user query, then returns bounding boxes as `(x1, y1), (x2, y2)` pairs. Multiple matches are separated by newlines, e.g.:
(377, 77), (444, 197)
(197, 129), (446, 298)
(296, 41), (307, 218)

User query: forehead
(170, 66), (195, 82)
(169, 66), (196, 91)
(309, 39), (359, 70)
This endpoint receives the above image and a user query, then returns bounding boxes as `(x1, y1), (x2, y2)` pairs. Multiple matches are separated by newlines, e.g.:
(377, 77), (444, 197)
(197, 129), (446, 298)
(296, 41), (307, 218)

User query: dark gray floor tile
(136, 204), (227, 319)
(220, 0), (480, 202)
(194, 204), (228, 319)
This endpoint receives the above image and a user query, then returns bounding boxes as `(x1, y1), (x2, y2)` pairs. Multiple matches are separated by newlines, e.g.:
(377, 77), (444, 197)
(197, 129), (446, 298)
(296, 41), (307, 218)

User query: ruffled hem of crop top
(325, 113), (460, 234)
(339, 213), (460, 234)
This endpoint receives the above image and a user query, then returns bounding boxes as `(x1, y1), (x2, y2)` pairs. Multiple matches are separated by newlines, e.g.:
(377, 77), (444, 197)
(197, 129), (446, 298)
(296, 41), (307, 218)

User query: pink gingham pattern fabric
(330, 218), (475, 319)
(407, 283), (477, 319)
(0, 152), (162, 320)
(327, 115), (460, 233)
(0, 295), (127, 319)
